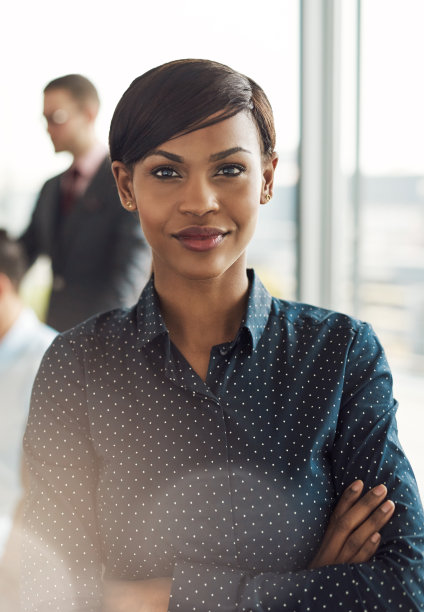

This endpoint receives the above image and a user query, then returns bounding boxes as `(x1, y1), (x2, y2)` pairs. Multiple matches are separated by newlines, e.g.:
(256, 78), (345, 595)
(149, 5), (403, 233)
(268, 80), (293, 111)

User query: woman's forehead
(150, 112), (262, 156)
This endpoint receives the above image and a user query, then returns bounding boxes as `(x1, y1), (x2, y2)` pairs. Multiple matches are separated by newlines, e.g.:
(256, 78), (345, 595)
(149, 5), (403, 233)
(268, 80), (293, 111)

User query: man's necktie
(61, 167), (80, 213)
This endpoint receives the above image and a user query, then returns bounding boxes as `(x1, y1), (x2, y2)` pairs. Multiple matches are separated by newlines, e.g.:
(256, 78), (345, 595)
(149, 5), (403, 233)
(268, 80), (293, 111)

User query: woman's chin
(174, 266), (227, 283)
(154, 259), (242, 284)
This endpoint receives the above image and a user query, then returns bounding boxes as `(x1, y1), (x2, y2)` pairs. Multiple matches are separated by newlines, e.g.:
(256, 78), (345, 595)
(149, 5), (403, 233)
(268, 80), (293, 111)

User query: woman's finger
(337, 499), (395, 563)
(313, 480), (365, 560)
(326, 480), (368, 544)
(331, 480), (364, 519)
(330, 484), (388, 537)
(349, 532), (381, 564)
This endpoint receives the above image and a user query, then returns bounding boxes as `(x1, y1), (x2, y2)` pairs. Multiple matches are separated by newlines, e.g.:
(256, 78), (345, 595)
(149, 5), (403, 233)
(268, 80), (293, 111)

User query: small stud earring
(265, 194), (272, 202)
(126, 201), (136, 210)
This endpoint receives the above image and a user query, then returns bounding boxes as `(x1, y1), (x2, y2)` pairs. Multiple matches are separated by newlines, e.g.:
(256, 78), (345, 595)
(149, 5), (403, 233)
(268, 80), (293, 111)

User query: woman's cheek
(135, 206), (159, 241)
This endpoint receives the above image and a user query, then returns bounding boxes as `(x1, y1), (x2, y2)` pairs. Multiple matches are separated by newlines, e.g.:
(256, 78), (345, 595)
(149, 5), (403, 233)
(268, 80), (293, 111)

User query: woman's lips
(173, 226), (228, 252)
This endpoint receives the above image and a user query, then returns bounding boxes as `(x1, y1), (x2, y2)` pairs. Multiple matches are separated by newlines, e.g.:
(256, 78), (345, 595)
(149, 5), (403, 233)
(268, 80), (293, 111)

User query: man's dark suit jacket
(20, 157), (151, 332)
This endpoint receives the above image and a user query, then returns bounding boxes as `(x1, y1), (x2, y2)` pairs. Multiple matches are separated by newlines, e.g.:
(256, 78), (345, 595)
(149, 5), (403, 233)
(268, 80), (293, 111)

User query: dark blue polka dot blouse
(22, 270), (424, 611)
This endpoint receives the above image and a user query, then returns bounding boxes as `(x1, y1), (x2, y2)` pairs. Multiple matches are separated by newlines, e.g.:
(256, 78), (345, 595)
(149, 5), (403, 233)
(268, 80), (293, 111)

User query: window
(358, 0), (424, 492)
(299, 0), (424, 494)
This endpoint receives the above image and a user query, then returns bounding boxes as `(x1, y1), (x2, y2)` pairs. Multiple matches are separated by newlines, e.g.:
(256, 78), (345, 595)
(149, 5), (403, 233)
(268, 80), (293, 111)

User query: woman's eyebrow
(146, 150), (183, 162)
(145, 146), (251, 164)
(209, 147), (251, 161)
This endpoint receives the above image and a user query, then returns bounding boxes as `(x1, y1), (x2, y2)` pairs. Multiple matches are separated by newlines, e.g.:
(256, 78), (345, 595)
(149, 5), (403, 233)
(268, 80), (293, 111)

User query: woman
(22, 60), (424, 611)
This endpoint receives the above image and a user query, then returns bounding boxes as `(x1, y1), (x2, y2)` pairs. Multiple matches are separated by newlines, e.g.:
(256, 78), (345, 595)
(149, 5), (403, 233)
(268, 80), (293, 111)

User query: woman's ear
(260, 152), (279, 204)
(111, 162), (137, 211)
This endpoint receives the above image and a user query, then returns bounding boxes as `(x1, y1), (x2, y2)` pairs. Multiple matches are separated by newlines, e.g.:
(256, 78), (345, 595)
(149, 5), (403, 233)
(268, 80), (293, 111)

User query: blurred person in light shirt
(0, 230), (56, 609)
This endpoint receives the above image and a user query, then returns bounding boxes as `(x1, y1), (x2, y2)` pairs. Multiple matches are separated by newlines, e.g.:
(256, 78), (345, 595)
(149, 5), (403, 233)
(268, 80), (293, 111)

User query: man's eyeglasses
(44, 109), (70, 126)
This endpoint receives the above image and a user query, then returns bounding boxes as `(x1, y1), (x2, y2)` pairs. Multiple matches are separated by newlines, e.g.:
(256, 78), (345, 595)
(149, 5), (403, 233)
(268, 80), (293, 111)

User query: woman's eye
(152, 167), (179, 178)
(216, 164), (245, 176)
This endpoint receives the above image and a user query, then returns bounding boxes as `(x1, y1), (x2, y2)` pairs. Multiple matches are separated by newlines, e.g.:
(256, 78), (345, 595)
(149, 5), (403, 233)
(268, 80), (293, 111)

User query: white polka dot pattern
(22, 271), (424, 610)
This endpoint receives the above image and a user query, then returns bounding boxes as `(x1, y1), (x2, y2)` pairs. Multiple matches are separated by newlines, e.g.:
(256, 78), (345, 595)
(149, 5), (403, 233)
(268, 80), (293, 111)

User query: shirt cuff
(169, 560), (245, 612)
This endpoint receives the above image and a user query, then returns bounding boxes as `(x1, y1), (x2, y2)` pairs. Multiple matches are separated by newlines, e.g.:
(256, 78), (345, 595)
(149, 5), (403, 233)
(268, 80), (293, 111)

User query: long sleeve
(169, 323), (424, 611)
(21, 336), (102, 612)
(19, 188), (46, 269)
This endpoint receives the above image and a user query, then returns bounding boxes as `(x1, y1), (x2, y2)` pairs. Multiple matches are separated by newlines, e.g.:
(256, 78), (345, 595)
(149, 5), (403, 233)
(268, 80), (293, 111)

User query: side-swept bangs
(109, 59), (275, 168)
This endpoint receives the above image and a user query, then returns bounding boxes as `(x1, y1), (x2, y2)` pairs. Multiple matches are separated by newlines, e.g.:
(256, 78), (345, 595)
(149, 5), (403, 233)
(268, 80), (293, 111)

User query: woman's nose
(178, 177), (219, 216)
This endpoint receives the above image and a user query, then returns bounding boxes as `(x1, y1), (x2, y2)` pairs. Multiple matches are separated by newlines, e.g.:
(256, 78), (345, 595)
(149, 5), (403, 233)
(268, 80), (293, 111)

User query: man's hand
(308, 480), (395, 568)
(102, 576), (172, 612)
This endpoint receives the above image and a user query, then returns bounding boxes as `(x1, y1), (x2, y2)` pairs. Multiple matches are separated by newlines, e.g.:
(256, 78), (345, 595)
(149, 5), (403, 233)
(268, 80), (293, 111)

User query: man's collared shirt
(22, 271), (424, 611)
(60, 140), (107, 201)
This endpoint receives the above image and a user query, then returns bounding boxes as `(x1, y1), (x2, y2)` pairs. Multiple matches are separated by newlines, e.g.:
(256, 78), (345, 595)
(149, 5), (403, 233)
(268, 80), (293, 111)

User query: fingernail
(350, 480), (362, 492)
(370, 532), (380, 544)
(373, 484), (386, 496)
(381, 500), (394, 513)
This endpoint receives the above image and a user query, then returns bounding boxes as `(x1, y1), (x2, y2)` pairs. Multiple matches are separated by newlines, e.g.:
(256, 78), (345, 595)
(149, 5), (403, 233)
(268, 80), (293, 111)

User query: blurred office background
(1, 0), (423, 491)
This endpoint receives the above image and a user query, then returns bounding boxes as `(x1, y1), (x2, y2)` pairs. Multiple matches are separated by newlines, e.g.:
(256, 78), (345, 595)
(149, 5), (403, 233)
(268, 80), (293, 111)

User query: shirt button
(219, 346), (229, 356)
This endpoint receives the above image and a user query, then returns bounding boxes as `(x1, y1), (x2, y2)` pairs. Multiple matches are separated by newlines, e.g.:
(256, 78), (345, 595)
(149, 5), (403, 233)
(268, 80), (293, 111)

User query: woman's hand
(102, 576), (172, 612)
(308, 480), (395, 568)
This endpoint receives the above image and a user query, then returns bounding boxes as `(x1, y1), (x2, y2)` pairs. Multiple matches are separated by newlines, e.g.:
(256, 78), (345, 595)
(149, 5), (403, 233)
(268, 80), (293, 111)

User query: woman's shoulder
(269, 296), (368, 335)
(53, 305), (139, 354)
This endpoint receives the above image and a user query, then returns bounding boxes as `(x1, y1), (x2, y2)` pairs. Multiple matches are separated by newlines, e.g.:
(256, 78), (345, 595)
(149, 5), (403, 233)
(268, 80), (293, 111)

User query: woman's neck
(154, 265), (250, 355)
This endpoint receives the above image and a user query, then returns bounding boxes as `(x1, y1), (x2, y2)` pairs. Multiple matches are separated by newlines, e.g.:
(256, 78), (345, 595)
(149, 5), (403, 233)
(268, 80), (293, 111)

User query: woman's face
(113, 112), (277, 283)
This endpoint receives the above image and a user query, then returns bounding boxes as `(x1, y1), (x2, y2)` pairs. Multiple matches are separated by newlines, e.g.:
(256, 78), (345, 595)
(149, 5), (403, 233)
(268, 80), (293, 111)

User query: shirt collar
(135, 277), (168, 349)
(135, 270), (272, 353)
(240, 269), (273, 351)
(72, 141), (107, 179)
(0, 309), (39, 364)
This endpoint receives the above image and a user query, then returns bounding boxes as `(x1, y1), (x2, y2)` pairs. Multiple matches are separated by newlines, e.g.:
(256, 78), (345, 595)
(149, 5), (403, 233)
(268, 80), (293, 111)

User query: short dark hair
(44, 74), (100, 107)
(109, 59), (276, 168)
(0, 230), (27, 290)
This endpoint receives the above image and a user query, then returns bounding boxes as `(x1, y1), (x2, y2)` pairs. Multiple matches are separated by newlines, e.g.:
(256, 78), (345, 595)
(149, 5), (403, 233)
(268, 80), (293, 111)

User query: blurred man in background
(19, 74), (150, 331)
(0, 230), (56, 609)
